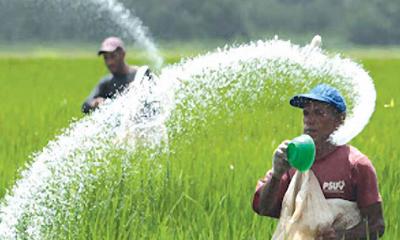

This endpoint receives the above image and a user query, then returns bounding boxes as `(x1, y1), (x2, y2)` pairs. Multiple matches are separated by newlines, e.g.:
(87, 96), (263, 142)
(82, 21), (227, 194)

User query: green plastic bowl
(287, 134), (316, 172)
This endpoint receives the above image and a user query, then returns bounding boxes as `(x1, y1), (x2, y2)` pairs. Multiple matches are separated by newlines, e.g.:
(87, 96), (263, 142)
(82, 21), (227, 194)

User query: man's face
(302, 100), (343, 146)
(102, 49), (125, 74)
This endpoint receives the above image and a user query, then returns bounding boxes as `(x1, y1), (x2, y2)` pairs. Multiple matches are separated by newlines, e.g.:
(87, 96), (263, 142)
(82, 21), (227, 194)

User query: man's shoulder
(128, 66), (139, 74)
(347, 145), (374, 168)
(328, 145), (372, 167)
(128, 65), (139, 70)
(130, 65), (153, 75)
(125, 66), (138, 81)
(99, 74), (113, 84)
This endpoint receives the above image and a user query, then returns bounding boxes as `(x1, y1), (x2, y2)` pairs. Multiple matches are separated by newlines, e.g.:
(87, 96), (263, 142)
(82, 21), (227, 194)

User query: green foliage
(0, 54), (399, 238)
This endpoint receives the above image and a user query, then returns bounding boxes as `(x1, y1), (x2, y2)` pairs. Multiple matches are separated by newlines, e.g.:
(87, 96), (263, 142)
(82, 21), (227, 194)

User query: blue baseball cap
(289, 84), (347, 113)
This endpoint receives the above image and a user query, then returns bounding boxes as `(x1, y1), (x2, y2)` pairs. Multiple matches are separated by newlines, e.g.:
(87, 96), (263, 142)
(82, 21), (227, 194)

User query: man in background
(81, 36), (151, 114)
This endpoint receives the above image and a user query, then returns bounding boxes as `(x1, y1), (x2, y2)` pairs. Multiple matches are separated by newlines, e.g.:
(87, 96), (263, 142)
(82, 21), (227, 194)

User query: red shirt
(252, 145), (382, 218)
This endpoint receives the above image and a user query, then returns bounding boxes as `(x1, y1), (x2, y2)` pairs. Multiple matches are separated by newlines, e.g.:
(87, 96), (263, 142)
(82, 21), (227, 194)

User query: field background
(0, 48), (399, 238)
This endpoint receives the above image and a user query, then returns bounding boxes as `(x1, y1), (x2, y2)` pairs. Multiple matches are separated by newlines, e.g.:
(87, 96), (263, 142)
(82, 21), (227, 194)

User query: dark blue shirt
(82, 67), (138, 114)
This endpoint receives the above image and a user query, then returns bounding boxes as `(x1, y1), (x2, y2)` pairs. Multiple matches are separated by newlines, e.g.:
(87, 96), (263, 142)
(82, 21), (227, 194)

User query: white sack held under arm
(272, 171), (361, 240)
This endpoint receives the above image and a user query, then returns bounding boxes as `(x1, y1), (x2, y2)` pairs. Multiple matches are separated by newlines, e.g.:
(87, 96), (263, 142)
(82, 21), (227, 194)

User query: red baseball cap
(98, 37), (125, 55)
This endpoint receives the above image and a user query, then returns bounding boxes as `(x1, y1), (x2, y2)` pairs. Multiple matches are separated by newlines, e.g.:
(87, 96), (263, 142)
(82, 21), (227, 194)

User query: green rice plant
(0, 52), (398, 239)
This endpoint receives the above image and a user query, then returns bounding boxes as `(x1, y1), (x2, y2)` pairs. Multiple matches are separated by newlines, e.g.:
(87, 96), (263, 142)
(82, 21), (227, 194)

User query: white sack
(272, 171), (361, 240)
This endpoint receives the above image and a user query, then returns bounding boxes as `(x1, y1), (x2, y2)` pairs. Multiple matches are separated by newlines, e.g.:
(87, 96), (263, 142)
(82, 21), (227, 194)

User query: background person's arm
(81, 79), (107, 114)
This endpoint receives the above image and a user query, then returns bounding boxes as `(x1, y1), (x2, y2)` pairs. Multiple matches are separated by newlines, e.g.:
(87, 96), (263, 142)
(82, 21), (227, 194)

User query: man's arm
(81, 79), (107, 114)
(341, 202), (385, 239)
(255, 173), (286, 216)
(317, 203), (384, 240)
(253, 140), (291, 217)
(345, 154), (385, 239)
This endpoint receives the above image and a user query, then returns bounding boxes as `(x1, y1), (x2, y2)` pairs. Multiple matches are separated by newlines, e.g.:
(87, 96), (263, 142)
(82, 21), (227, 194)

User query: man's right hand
(90, 97), (105, 108)
(272, 140), (291, 178)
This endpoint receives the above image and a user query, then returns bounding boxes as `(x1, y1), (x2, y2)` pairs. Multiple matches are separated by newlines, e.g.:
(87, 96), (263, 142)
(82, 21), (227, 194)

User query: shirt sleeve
(252, 170), (291, 218)
(81, 77), (108, 114)
(354, 157), (382, 208)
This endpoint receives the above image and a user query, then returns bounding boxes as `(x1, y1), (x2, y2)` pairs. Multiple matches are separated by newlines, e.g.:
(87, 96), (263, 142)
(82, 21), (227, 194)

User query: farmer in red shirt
(252, 84), (385, 239)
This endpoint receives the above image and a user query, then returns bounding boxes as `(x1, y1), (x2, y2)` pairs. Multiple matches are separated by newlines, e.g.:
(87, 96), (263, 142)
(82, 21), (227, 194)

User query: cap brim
(289, 93), (329, 109)
(97, 48), (117, 56)
(98, 46), (125, 56)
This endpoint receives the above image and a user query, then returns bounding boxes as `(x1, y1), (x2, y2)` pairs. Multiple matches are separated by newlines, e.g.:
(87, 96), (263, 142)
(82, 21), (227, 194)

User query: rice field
(0, 50), (399, 239)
